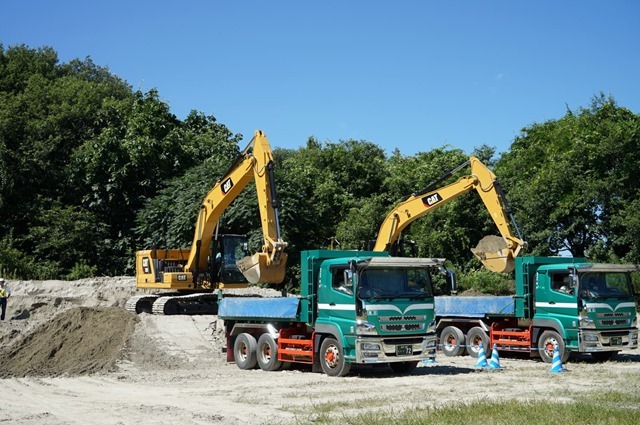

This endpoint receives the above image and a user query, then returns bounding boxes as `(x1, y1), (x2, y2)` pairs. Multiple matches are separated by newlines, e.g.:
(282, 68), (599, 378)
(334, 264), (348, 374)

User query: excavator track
(151, 292), (219, 315)
(125, 293), (219, 315)
(124, 295), (160, 314)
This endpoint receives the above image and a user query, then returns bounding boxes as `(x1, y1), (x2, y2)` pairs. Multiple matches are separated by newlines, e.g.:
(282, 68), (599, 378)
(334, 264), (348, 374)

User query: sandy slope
(0, 278), (639, 424)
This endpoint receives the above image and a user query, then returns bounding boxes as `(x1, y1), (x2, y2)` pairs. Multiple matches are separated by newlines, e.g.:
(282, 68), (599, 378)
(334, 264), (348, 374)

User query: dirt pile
(473, 234), (507, 253)
(0, 306), (137, 378)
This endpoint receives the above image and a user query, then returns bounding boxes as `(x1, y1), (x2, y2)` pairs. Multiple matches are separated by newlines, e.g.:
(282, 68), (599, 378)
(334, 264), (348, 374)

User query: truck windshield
(578, 271), (633, 300)
(358, 267), (433, 300)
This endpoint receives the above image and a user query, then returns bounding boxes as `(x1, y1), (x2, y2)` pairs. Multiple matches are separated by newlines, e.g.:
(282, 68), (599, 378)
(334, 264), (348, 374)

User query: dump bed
(435, 296), (515, 318)
(218, 297), (301, 321)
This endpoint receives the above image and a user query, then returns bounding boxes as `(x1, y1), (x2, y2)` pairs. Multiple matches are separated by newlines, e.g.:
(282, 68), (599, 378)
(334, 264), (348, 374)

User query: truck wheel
(257, 333), (283, 371)
(465, 327), (489, 358)
(389, 361), (419, 374)
(319, 337), (352, 377)
(234, 333), (257, 370)
(440, 326), (466, 357)
(538, 330), (569, 364)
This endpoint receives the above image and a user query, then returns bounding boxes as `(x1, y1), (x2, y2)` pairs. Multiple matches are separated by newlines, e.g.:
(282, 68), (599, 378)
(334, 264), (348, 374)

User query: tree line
(1, 44), (639, 293)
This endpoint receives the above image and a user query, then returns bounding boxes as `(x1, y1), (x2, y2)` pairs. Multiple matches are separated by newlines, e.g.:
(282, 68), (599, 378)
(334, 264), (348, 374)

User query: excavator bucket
(237, 252), (288, 284)
(470, 235), (515, 273)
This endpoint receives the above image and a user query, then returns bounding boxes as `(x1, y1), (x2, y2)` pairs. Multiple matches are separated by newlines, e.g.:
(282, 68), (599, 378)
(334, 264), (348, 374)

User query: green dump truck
(435, 256), (639, 362)
(219, 249), (448, 376)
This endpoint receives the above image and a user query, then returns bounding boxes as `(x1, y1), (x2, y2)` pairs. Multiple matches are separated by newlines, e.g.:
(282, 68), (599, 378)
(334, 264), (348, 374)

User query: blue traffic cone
(549, 344), (567, 373)
(488, 344), (503, 369)
(475, 343), (488, 368)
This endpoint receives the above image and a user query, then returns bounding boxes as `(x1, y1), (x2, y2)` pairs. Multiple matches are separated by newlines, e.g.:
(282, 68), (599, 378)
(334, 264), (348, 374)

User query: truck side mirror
(440, 267), (456, 295)
(570, 273), (578, 289)
(349, 260), (357, 272)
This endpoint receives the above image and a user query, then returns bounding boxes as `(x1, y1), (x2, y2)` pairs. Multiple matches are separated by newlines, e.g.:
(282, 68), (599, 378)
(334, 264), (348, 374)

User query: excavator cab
(211, 234), (249, 285)
(212, 234), (288, 285)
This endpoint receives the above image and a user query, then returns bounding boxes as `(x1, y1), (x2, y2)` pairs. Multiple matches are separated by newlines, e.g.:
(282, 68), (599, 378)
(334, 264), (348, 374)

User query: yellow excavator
(126, 130), (288, 314)
(371, 157), (525, 273)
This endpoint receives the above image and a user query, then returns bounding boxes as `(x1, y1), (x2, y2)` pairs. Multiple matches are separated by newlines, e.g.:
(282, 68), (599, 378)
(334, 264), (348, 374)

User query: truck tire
(537, 330), (569, 364)
(234, 333), (258, 370)
(319, 337), (352, 377)
(389, 361), (419, 374)
(257, 333), (283, 371)
(465, 327), (489, 358)
(440, 326), (466, 357)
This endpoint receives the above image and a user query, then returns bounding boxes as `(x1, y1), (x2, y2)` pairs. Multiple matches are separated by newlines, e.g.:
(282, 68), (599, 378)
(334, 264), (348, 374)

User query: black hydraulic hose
(218, 136), (255, 181)
(267, 161), (279, 209)
(413, 160), (471, 197)
(494, 180), (524, 241)
(267, 161), (283, 239)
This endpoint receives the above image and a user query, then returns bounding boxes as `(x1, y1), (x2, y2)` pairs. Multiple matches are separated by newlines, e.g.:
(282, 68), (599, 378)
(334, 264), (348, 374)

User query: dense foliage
(1, 44), (640, 294)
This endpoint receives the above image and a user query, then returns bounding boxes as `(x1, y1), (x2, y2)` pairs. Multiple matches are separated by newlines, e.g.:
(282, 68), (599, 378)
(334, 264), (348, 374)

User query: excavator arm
(184, 130), (287, 284)
(373, 157), (524, 273)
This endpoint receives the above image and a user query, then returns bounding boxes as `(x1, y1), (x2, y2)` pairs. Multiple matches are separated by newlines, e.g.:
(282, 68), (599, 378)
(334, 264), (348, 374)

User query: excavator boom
(183, 130), (287, 284)
(373, 157), (524, 273)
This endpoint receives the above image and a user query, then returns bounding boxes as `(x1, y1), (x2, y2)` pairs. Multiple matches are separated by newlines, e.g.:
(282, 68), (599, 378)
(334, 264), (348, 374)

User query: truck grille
(381, 323), (425, 332)
(597, 312), (628, 318)
(599, 319), (629, 326)
(379, 315), (426, 322)
(596, 311), (631, 327)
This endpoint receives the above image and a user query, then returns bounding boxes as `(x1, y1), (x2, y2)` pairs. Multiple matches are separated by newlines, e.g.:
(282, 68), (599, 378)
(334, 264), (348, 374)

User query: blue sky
(2, 1), (639, 157)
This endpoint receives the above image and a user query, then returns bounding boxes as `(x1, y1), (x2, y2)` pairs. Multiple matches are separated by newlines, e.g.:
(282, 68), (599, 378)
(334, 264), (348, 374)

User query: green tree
(495, 94), (640, 262)
(0, 44), (240, 277)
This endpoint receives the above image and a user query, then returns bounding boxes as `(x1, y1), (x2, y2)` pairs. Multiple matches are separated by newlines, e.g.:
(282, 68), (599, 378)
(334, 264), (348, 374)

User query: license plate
(611, 337), (622, 346)
(396, 345), (412, 356)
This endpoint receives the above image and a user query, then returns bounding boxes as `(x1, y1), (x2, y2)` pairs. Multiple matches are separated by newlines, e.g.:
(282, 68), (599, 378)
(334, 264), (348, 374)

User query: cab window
(550, 272), (573, 295)
(331, 266), (353, 295)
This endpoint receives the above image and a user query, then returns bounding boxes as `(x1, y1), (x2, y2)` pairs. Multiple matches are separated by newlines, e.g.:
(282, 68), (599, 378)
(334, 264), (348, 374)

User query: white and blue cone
(422, 357), (436, 365)
(475, 344), (489, 368)
(549, 344), (567, 373)
(488, 344), (503, 370)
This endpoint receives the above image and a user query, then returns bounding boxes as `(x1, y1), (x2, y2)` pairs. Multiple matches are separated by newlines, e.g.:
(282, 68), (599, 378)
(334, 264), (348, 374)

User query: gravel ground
(0, 277), (638, 424)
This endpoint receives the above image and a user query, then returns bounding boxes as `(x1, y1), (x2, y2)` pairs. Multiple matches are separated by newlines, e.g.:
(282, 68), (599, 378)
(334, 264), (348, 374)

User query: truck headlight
(362, 342), (381, 351)
(579, 316), (596, 329)
(426, 319), (437, 333)
(356, 319), (378, 335)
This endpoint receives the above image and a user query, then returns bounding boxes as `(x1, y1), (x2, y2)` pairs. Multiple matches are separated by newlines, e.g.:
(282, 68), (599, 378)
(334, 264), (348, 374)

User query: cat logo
(177, 274), (188, 282)
(422, 192), (443, 207)
(221, 178), (234, 194)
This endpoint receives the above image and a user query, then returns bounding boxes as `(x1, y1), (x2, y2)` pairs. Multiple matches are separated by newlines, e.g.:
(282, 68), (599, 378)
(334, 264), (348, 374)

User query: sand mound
(0, 306), (137, 378)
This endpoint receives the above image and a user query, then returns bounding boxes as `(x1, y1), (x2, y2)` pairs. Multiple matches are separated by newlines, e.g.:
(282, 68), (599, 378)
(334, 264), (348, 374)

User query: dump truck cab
(310, 254), (441, 367)
(532, 260), (639, 359)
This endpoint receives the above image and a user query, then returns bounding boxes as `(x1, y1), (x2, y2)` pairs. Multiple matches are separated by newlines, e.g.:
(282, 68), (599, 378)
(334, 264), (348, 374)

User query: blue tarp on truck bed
(435, 296), (515, 318)
(218, 297), (300, 320)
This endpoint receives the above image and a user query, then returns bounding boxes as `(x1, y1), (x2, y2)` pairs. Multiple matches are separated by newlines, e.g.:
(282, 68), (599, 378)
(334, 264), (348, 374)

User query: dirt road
(1, 278), (639, 424)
